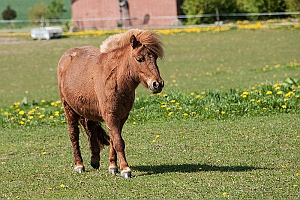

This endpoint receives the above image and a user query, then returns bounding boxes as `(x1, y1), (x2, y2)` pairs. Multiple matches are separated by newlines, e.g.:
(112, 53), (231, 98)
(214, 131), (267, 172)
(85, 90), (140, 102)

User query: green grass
(0, 0), (71, 29)
(0, 0), (71, 20)
(1, 116), (299, 199)
(0, 29), (300, 199)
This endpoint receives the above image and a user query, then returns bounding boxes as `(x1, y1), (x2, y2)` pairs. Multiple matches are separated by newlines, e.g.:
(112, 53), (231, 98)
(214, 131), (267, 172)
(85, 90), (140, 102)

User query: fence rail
(0, 11), (299, 31)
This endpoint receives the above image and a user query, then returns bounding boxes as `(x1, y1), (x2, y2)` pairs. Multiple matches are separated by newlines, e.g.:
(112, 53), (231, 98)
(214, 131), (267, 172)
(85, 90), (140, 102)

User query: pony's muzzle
(150, 80), (164, 93)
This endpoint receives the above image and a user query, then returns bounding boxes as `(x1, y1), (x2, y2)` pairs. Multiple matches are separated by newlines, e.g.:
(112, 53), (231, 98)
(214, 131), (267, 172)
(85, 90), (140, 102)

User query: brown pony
(57, 29), (164, 178)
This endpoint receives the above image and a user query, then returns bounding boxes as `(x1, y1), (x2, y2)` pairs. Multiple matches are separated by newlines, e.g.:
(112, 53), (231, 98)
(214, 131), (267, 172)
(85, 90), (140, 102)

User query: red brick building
(71, 0), (183, 30)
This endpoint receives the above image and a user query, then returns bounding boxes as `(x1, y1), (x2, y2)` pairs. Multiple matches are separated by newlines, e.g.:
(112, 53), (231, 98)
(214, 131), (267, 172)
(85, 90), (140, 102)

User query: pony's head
(100, 29), (164, 94)
(129, 30), (164, 94)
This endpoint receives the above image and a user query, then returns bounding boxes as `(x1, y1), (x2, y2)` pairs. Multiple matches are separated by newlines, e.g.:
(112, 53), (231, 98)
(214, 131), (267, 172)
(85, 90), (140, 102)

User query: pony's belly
(67, 96), (104, 122)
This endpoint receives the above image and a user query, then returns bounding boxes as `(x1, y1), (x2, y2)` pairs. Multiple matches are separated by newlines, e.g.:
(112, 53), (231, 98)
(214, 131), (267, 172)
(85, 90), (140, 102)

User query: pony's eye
(136, 57), (145, 63)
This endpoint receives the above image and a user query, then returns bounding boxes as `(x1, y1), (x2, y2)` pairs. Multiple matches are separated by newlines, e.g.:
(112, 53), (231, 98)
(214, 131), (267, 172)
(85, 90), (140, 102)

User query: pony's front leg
(106, 119), (131, 178)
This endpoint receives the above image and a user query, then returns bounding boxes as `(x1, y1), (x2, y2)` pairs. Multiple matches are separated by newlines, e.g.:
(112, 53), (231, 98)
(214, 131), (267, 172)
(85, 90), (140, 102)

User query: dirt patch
(0, 37), (32, 45)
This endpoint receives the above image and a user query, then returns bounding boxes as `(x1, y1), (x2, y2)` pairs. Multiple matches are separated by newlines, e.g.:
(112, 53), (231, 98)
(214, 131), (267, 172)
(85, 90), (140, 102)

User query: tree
(181, 0), (237, 24)
(28, 2), (48, 23)
(46, 0), (67, 20)
(2, 5), (17, 20)
(237, 0), (286, 13)
(285, 0), (300, 12)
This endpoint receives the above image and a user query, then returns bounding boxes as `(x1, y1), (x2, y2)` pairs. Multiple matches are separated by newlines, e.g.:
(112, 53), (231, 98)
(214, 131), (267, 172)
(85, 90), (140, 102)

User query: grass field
(0, 0), (71, 20)
(0, 0), (71, 29)
(0, 29), (300, 199)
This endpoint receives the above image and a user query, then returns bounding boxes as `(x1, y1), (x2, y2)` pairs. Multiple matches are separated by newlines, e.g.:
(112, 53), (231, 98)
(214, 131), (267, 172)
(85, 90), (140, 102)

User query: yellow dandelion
(152, 140), (156, 143)
(281, 105), (287, 109)
(266, 91), (272, 95)
(3, 111), (9, 115)
(286, 91), (293, 97)
(132, 121), (137, 125)
(41, 99), (46, 103)
(18, 110), (25, 115)
(277, 91), (283, 94)
(262, 107), (267, 110)
(168, 112), (173, 116)
(60, 184), (65, 188)
(221, 111), (226, 115)
(170, 100), (176, 103)
(156, 135), (160, 138)
(39, 114), (45, 119)
(19, 121), (25, 125)
(183, 113), (189, 117)
(42, 152), (47, 155)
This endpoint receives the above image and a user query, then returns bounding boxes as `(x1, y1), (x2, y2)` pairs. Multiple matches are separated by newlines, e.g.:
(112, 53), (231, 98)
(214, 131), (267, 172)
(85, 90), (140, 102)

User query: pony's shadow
(132, 163), (268, 176)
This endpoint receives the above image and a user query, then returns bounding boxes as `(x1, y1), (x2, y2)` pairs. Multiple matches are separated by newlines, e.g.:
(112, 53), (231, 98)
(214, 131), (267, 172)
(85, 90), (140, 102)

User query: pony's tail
(80, 118), (110, 150)
(95, 123), (110, 150)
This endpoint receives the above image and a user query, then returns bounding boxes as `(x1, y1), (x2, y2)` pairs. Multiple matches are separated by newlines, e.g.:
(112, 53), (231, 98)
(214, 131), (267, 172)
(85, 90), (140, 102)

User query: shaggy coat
(57, 29), (164, 178)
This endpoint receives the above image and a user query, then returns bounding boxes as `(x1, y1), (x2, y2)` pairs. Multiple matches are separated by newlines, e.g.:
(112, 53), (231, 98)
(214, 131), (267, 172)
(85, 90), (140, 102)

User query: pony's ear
(130, 35), (139, 49)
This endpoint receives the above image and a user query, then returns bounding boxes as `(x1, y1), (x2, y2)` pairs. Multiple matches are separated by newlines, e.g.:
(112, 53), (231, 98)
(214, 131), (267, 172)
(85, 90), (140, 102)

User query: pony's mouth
(148, 80), (164, 94)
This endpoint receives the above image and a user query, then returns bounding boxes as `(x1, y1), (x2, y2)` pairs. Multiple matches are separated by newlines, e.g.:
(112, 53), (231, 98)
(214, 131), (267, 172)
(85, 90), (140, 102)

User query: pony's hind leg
(108, 138), (118, 175)
(80, 118), (110, 170)
(80, 118), (101, 169)
(62, 100), (84, 173)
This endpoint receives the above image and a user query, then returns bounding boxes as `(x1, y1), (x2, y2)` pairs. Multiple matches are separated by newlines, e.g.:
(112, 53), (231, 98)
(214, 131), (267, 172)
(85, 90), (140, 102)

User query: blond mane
(100, 29), (164, 59)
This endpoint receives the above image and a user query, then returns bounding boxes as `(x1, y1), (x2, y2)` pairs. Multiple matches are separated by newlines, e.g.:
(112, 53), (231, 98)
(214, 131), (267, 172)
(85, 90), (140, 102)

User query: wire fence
(0, 11), (299, 32)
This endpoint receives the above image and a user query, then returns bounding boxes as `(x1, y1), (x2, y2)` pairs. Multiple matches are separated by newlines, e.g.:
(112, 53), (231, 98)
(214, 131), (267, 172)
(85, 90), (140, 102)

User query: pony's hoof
(121, 169), (132, 178)
(74, 165), (85, 173)
(90, 160), (100, 169)
(108, 166), (118, 175)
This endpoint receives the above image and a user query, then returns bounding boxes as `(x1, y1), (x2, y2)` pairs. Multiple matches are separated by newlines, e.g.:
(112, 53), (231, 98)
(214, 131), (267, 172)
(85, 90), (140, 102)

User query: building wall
(72, 0), (179, 30)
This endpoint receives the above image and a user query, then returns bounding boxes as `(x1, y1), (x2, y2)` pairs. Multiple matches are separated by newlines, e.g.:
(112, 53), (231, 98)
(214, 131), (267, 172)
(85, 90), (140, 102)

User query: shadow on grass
(132, 164), (268, 175)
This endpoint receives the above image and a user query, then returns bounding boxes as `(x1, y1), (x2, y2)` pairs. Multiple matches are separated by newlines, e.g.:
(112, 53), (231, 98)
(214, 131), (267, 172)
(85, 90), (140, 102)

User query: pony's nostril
(153, 81), (159, 89)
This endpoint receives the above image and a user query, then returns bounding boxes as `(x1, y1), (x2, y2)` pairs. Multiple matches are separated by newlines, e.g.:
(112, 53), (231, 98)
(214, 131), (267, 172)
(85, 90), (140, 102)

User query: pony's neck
(116, 61), (140, 94)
